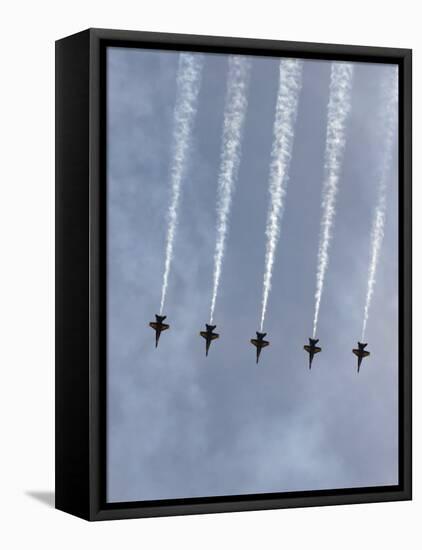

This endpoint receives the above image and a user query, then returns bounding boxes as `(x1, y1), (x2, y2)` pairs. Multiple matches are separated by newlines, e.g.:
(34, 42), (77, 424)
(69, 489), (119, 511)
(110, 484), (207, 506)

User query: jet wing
(353, 349), (369, 357)
(304, 345), (321, 353)
(251, 340), (269, 348)
(150, 322), (169, 331)
(251, 338), (270, 348)
(200, 331), (219, 340)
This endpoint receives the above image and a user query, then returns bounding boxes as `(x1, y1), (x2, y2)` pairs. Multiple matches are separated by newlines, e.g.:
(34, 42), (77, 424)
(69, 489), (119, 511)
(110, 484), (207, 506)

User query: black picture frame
(55, 28), (412, 521)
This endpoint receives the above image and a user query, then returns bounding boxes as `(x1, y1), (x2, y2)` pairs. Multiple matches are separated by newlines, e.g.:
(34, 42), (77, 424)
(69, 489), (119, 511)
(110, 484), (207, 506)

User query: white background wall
(0, 1), (418, 547)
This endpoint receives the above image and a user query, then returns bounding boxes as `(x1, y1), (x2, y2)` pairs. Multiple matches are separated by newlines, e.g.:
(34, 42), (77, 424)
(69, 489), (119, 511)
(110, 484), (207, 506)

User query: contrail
(260, 59), (303, 332)
(312, 62), (354, 338)
(159, 53), (203, 314)
(209, 56), (251, 324)
(361, 67), (398, 340)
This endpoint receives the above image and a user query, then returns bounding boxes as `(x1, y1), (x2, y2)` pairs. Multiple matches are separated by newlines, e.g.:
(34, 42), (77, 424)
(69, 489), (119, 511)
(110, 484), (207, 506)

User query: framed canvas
(55, 28), (412, 521)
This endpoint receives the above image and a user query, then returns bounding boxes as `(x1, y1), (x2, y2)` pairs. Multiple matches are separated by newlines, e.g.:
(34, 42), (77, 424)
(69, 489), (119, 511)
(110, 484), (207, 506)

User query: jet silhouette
(304, 338), (322, 369)
(149, 314), (169, 347)
(199, 324), (219, 356)
(250, 332), (270, 364)
(352, 342), (370, 372)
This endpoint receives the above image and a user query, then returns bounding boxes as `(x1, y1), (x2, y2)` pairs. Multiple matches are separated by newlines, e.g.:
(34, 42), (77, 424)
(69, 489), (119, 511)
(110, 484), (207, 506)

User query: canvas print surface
(106, 46), (398, 503)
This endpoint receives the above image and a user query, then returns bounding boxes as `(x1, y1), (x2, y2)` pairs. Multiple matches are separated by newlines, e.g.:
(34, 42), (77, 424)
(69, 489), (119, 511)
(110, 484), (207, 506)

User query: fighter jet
(250, 332), (270, 364)
(352, 342), (370, 372)
(149, 314), (169, 348)
(303, 338), (322, 369)
(199, 324), (219, 356)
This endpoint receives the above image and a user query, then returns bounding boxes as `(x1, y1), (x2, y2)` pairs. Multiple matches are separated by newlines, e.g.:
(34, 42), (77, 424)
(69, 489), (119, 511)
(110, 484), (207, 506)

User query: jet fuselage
(352, 342), (370, 372)
(304, 337), (322, 369)
(199, 323), (219, 356)
(149, 314), (170, 347)
(250, 332), (270, 364)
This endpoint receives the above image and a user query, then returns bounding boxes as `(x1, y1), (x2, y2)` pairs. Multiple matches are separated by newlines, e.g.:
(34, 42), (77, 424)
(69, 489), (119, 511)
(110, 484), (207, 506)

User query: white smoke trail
(312, 63), (354, 338)
(159, 53), (203, 314)
(260, 59), (303, 332)
(361, 67), (398, 340)
(209, 56), (251, 324)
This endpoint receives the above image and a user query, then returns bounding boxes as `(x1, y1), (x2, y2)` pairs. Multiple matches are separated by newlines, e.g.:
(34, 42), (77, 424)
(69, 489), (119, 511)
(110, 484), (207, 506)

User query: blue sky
(106, 47), (398, 502)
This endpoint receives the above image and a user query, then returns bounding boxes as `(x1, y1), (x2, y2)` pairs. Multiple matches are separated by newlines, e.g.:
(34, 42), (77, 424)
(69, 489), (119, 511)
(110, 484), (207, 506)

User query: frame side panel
(55, 30), (91, 520)
(401, 50), (412, 499)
